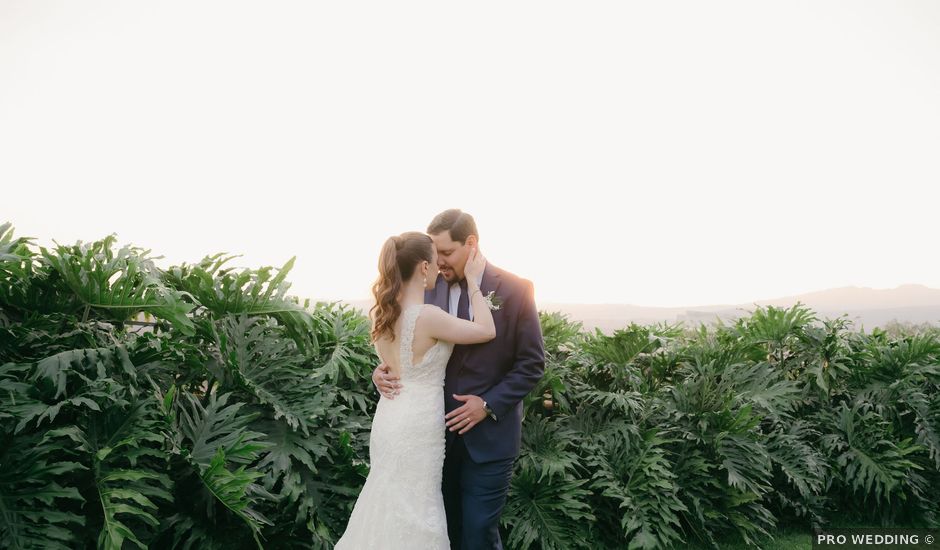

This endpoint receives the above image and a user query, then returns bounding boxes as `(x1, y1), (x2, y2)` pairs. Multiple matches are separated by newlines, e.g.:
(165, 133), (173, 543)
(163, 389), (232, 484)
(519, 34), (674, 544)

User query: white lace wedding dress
(335, 304), (455, 550)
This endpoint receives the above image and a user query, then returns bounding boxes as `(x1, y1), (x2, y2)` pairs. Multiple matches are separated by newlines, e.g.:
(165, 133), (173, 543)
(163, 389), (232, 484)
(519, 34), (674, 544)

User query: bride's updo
(370, 231), (434, 342)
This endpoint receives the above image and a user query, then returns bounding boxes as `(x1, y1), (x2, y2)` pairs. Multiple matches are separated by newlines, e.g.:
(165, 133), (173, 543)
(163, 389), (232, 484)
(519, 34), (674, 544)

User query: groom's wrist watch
(482, 400), (497, 422)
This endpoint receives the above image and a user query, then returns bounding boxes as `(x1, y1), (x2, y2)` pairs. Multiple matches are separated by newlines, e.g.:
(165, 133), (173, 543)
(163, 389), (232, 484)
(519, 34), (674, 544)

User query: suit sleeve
(480, 280), (545, 420)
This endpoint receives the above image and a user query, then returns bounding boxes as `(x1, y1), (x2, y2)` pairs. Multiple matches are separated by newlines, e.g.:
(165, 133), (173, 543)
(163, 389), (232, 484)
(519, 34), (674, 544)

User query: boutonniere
(483, 291), (503, 311)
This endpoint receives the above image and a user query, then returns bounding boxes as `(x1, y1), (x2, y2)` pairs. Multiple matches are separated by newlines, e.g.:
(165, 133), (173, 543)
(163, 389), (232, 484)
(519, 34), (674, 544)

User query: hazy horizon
(333, 282), (940, 307)
(3, 1), (939, 306)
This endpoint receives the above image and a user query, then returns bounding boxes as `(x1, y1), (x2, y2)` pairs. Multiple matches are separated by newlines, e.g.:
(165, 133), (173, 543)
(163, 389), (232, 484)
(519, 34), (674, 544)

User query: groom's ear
(465, 235), (478, 248)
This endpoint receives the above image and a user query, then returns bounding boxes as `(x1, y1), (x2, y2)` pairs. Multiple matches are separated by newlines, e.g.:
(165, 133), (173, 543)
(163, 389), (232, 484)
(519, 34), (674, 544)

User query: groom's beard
(440, 267), (459, 283)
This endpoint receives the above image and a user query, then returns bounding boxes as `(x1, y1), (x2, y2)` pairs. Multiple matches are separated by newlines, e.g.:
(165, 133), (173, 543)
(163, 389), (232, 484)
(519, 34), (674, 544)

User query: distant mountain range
(333, 284), (940, 333)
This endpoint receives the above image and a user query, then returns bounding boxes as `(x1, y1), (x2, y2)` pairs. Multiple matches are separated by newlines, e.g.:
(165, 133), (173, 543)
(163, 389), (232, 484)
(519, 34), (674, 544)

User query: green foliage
(503, 469), (595, 550)
(42, 236), (196, 334)
(165, 253), (315, 353)
(0, 225), (377, 549)
(818, 402), (929, 521)
(507, 302), (940, 548)
(68, 396), (173, 550)
(0, 427), (87, 549)
(167, 254), (300, 318)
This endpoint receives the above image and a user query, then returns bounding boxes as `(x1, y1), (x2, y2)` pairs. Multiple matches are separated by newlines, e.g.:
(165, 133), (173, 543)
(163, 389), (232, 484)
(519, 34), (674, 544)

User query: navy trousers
(442, 435), (515, 550)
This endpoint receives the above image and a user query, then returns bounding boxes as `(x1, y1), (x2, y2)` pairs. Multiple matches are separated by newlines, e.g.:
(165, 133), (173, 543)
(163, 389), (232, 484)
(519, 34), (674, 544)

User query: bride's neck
(399, 279), (425, 309)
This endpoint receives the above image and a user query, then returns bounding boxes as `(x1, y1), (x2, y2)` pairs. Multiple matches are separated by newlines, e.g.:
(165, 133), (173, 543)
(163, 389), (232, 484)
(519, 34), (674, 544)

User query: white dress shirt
(448, 262), (485, 320)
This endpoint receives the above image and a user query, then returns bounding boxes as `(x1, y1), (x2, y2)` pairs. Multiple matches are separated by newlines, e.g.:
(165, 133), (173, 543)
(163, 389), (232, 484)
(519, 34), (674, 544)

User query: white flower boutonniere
(483, 291), (503, 311)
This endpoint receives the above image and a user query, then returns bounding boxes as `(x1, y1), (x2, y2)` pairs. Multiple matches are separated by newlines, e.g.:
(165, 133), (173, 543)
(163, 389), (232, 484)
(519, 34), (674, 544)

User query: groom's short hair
(427, 209), (479, 244)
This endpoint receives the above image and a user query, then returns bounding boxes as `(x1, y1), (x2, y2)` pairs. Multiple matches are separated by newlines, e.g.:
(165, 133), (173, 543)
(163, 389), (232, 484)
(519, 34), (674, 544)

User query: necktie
(456, 278), (470, 321)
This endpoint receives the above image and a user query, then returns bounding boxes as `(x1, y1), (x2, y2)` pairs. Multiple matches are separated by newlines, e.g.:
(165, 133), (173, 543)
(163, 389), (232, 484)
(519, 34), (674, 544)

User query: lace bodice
(396, 303), (454, 388)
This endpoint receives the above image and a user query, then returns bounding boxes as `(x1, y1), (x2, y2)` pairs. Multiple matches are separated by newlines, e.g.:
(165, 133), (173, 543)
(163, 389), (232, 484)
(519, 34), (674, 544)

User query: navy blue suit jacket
(425, 263), (545, 463)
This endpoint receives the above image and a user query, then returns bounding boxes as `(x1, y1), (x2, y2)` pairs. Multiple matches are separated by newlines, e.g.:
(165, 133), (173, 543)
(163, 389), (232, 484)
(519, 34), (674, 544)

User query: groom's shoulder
(493, 265), (535, 295)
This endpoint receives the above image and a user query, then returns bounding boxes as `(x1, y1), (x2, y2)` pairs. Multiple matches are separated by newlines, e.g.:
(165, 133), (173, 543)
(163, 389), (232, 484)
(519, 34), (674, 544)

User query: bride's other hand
(372, 363), (401, 399)
(463, 246), (486, 281)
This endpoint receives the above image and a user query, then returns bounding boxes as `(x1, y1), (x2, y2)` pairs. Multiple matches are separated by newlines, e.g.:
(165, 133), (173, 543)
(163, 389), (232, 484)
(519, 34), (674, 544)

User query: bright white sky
(2, 1), (939, 307)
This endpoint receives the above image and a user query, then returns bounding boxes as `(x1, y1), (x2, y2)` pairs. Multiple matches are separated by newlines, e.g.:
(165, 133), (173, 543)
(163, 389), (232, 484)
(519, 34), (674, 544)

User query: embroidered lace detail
(400, 303), (420, 368)
(335, 303), (454, 549)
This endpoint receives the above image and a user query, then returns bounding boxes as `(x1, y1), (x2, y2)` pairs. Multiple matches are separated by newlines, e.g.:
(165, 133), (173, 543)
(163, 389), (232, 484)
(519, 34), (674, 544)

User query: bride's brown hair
(370, 231), (434, 342)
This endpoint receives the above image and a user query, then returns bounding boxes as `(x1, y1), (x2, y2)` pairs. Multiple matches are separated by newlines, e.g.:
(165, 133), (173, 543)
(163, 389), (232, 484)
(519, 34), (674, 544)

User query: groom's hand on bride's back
(372, 363), (401, 399)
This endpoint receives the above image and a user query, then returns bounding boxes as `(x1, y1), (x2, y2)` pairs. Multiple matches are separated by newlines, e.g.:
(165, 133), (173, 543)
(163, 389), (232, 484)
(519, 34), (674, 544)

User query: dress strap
(399, 304), (423, 370)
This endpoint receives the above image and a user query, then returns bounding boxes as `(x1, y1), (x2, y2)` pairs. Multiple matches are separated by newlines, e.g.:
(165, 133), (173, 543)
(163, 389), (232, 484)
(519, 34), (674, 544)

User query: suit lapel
(479, 262), (502, 298)
(434, 275), (449, 311)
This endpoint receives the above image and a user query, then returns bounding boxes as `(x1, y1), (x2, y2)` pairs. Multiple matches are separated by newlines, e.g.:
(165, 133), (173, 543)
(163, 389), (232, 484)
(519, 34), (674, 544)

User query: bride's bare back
(373, 306), (441, 378)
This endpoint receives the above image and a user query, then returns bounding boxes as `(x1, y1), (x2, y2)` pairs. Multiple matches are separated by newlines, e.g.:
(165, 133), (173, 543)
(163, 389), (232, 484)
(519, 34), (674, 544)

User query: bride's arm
(423, 303), (495, 344)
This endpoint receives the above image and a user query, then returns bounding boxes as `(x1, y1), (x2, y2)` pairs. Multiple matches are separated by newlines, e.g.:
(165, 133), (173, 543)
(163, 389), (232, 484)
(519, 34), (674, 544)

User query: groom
(373, 209), (545, 549)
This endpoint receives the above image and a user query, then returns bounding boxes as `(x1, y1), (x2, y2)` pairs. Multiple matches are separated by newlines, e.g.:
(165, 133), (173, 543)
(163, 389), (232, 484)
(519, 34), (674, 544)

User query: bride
(335, 231), (495, 549)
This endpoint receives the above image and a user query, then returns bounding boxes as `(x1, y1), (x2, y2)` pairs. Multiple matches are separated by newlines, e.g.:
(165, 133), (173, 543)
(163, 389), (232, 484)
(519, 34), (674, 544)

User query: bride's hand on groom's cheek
(445, 394), (487, 434)
(372, 363), (401, 399)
